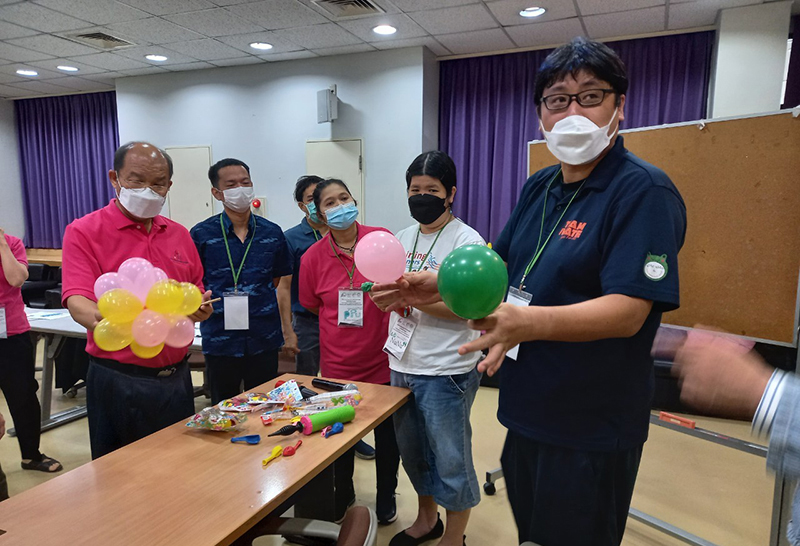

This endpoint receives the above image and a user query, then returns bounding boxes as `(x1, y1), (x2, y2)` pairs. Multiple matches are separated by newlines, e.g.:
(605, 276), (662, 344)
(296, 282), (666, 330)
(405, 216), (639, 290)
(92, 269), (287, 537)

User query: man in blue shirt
(191, 158), (292, 404)
(371, 37), (686, 546)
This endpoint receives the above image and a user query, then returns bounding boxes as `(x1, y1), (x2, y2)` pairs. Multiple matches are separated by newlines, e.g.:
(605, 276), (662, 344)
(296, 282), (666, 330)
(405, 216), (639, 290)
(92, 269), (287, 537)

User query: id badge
(383, 315), (417, 360)
(338, 289), (363, 328)
(505, 287), (532, 361)
(223, 292), (249, 330)
(0, 307), (6, 339)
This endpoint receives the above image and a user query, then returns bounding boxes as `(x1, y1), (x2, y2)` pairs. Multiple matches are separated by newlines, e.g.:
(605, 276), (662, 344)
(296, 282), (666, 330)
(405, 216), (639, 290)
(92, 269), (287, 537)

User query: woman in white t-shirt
(371, 151), (484, 546)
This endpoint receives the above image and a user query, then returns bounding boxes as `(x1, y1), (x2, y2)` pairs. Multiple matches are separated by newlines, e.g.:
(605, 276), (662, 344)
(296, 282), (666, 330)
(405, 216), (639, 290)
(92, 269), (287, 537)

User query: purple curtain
(16, 91), (119, 249)
(782, 16), (800, 109)
(440, 32), (714, 241)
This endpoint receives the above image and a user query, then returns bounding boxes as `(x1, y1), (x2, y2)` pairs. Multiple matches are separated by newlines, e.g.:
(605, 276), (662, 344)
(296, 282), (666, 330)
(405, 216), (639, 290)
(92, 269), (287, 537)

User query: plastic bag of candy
(186, 406), (247, 432)
(218, 396), (253, 412)
(305, 389), (362, 408)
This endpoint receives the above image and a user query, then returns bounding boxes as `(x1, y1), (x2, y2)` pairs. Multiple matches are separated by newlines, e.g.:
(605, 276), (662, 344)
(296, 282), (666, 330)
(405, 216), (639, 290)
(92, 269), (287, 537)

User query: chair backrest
(27, 263), (48, 281)
(337, 506), (376, 546)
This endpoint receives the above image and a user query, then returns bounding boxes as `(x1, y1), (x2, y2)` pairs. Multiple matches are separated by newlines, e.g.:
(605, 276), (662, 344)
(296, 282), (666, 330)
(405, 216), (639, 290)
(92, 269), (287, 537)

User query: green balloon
(437, 245), (508, 320)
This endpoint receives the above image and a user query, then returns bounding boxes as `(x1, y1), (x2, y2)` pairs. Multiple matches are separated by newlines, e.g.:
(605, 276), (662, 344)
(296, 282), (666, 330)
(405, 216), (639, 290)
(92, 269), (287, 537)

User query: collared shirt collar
(104, 199), (168, 231)
(221, 209), (255, 234)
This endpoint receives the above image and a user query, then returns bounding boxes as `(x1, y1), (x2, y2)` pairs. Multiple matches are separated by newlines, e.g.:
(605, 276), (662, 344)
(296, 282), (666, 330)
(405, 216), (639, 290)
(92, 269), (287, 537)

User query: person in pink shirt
(0, 228), (62, 473)
(62, 142), (212, 459)
(299, 178), (400, 525)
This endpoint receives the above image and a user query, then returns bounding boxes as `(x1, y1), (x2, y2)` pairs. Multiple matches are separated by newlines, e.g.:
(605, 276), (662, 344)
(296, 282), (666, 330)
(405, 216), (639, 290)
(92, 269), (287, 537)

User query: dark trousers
(293, 313), (320, 377)
(87, 357), (195, 460)
(0, 463), (7, 501)
(501, 430), (643, 546)
(204, 351), (279, 405)
(334, 414), (400, 519)
(0, 333), (42, 461)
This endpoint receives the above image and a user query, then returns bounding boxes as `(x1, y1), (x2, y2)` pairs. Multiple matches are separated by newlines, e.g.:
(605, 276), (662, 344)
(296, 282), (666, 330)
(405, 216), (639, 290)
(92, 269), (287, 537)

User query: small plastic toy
(321, 422), (344, 438)
(261, 414), (274, 426)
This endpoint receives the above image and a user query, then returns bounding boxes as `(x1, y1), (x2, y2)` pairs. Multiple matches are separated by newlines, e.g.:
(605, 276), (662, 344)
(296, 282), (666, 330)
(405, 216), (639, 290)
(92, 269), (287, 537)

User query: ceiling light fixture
(145, 54), (168, 62)
(16, 69), (38, 77)
(249, 42), (273, 50)
(520, 7), (546, 18)
(57, 65), (79, 72)
(373, 25), (397, 35)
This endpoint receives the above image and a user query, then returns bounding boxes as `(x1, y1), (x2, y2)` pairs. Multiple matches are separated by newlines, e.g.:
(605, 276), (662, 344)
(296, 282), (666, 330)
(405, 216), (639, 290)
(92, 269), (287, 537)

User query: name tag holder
(223, 290), (250, 330)
(338, 288), (363, 328)
(505, 287), (532, 360)
(383, 315), (417, 360)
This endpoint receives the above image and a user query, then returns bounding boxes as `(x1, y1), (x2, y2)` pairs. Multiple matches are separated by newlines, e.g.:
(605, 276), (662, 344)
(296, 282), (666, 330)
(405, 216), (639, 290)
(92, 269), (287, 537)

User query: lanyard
(519, 169), (586, 290)
(220, 213), (256, 289)
(408, 217), (451, 272)
(312, 229), (320, 241)
(328, 236), (357, 288)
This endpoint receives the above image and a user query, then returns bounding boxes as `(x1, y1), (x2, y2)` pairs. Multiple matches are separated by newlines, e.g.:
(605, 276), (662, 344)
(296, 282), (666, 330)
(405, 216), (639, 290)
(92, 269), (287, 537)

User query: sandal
(21, 454), (63, 473)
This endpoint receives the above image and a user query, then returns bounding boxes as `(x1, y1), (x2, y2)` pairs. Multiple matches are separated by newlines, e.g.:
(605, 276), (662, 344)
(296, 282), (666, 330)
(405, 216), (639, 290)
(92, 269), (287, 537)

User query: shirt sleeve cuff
(752, 369), (788, 438)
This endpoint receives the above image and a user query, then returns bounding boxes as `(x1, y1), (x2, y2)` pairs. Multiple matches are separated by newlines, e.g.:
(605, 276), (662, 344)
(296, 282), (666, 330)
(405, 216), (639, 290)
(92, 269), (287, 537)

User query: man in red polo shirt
(62, 142), (212, 459)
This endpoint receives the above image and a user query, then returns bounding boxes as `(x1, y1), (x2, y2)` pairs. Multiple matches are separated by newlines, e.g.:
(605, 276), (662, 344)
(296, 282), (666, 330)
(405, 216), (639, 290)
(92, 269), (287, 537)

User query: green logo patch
(643, 253), (668, 281)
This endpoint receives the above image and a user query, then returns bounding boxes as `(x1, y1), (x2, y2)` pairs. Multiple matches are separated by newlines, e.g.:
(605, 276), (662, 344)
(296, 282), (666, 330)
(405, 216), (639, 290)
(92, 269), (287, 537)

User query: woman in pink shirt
(0, 228), (61, 473)
(299, 179), (399, 525)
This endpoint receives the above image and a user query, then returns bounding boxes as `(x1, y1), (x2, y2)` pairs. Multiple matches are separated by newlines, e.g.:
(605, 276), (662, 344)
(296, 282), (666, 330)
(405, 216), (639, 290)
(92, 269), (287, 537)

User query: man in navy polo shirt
(371, 37), (686, 545)
(191, 158), (292, 404)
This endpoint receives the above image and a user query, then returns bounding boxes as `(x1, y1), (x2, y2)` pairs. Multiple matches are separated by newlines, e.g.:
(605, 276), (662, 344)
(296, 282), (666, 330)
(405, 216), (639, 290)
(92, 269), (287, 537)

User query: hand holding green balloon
(437, 245), (508, 320)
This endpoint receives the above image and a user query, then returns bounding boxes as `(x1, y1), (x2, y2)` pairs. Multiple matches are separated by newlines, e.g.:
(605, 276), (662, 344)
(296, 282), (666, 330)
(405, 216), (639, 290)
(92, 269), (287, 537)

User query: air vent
(313, 0), (384, 18)
(62, 32), (135, 51)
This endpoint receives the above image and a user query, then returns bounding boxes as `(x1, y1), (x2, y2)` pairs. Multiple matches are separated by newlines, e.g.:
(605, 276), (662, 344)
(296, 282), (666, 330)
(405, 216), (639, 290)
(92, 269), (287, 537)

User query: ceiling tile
(7, 34), (100, 57)
(0, 20), (41, 39)
(37, 75), (114, 90)
(207, 0), (253, 5)
(217, 31), (304, 53)
(667, 0), (765, 28)
(79, 71), (123, 82)
(336, 13), (428, 42)
(227, 0), (328, 30)
(113, 45), (199, 64)
(389, 0), (475, 11)
(372, 36), (452, 56)
(117, 66), (170, 75)
(208, 55), (265, 66)
(409, 3), (498, 35)
(583, 6), (666, 38)
(27, 57), (108, 74)
(0, 42), (55, 62)
(0, 63), (65, 79)
(258, 49), (316, 62)
(106, 17), (204, 44)
(485, 0), (578, 26)
(0, 83), (44, 98)
(0, 2), (90, 32)
(312, 43), (376, 56)
(116, 0), (215, 16)
(163, 8), (263, 36)
(31, 0), (151, 25)
(6, 79), (75, 94)
(67, 52), (150, 70)
(270, 23), (361, 49)
(576, 0), (664, 16)
(162, 38), (249, 60)
(436, 28), (516, 55)
(505, 18), (585, 48)
(0, 73), (31, 84)
(164, 60), (216, 71)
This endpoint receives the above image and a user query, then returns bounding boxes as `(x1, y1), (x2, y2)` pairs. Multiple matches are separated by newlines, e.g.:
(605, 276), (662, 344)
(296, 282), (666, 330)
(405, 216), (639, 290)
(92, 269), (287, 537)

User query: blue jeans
(391, 368), (481, 512)
(293, 312), (320, 377)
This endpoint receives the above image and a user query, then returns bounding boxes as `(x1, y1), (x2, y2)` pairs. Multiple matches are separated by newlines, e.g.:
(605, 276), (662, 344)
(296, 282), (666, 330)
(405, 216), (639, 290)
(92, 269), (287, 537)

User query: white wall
(0, 99), (25, 240)
(116, 47), (437, 234)
(710, 1), (793, 118)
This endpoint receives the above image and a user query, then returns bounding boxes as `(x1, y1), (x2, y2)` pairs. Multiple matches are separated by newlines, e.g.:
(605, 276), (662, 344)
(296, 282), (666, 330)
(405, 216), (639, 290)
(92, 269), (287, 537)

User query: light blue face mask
(305, 201), (320, 224)
(324, 202), (358, 230)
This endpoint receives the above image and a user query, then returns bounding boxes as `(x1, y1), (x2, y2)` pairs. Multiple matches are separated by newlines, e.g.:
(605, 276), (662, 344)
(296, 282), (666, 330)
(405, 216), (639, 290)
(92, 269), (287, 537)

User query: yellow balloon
(93, 319), (133, 352)
(97, 289), (143, 323)
(130, 341), (164, 359)
(176, 282), (202, 315)
(146, 280), (183, 315)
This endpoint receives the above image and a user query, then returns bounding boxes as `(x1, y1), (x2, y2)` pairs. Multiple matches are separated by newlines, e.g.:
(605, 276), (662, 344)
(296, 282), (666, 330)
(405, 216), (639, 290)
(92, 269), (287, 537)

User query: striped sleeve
(752, 370), (788, 438)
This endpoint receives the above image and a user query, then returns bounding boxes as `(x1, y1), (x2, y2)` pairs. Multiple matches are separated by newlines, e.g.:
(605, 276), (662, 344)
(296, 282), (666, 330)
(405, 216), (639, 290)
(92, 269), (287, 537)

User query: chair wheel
(483, 482), (496, 495)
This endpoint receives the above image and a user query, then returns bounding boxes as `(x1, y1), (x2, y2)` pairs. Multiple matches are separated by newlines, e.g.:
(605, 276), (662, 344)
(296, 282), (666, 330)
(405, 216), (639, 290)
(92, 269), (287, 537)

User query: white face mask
(540, 108), (619, 165)
(222, 186), (255, 213)
(118, 186), (165, 219)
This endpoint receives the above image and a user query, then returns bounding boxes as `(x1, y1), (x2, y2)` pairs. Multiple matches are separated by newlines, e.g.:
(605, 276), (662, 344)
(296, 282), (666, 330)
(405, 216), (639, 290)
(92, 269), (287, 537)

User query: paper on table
(26, 309), (72, 321)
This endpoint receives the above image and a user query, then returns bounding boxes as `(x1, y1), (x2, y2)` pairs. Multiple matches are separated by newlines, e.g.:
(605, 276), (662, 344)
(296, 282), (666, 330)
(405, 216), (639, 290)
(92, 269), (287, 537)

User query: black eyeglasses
(541, 88), (616, 111)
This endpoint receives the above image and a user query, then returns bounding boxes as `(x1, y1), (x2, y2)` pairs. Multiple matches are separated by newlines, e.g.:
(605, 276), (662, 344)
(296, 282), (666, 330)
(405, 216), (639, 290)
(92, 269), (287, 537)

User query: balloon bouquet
(92, 258), (202, 359)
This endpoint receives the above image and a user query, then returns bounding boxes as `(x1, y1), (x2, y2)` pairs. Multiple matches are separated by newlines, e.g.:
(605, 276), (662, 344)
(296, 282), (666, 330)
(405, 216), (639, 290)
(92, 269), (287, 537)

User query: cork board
(528, 111), (800, 345)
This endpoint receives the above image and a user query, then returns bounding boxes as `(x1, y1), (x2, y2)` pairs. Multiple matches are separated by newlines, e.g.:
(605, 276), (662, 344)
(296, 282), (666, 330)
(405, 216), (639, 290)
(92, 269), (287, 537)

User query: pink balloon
(164, 317), (195, 348)
(129, 268), (160, 304)
(152, 267), (168, 282)
(118, 257), (153, 282)
(354, 231), (407, 283)
(131, 310), (169, 348)
(93, 272), (125, 300)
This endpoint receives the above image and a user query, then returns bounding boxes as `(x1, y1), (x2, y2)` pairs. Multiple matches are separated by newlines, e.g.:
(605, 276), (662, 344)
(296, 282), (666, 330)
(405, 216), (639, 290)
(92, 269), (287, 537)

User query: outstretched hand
(371, 271), (441, 312)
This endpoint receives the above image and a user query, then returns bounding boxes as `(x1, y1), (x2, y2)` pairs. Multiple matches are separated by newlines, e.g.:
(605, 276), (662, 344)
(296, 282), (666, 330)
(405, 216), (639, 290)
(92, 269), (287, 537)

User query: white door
(164, 146), (214, 229)
(305, 139), (364, 223)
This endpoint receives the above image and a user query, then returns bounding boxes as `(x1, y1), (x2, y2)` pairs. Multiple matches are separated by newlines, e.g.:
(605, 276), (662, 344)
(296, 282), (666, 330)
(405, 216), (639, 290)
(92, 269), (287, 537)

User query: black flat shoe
(388, 514), (444, 546)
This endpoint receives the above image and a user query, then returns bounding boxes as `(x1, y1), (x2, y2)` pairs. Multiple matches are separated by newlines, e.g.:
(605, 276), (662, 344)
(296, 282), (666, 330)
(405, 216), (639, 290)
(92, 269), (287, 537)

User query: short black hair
(208, 158), (250, 188)
(114, 141), (173, 178)
(312, 178), (352, 214)
(294, 175), (324, 203)
(534, 37), (628, 108)
(405, 151), (457, 196)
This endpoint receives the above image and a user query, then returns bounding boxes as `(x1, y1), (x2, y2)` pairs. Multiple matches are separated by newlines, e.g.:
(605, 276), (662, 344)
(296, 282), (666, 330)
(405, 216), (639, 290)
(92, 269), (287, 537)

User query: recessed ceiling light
(249, 42), (273, 50)
(16, 69), (38, 77)
(520, 7), (546, 18)
(373, 25), (397, 35)
(57, 65), (79, 72)
(145, 54), (168, 62)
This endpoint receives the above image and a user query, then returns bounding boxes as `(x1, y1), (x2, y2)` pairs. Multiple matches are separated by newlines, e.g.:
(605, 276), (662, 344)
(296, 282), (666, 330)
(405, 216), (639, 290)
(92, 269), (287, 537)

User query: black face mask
(408, 194), (448, 225)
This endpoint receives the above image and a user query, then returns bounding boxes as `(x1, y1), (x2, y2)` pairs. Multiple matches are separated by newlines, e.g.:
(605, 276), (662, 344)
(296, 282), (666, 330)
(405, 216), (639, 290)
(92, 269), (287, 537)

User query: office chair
(236, 505), (377, 546)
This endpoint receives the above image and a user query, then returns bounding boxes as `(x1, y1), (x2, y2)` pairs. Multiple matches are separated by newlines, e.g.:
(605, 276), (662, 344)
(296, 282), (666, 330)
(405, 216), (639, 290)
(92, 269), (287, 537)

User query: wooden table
(0, 374), (409, 546)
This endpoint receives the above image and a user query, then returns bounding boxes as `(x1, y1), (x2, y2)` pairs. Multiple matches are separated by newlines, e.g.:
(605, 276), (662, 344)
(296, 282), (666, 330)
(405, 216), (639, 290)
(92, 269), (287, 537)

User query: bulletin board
(528, 111), (800, 345)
